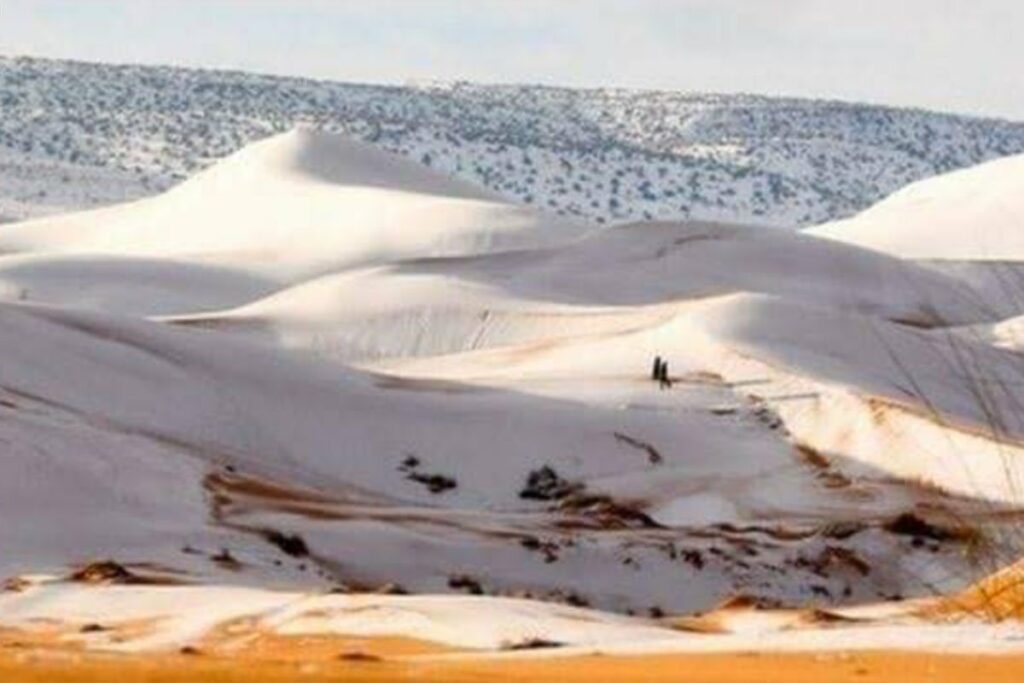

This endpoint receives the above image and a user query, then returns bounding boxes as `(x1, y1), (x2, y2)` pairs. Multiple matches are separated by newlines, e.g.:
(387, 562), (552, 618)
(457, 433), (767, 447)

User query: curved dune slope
(173, 219), (997, 364)
(0, 301), (874, 612)
(811, 153), (1024, 261)
(395, 219), (993, 320)
(0, 129), (591, 280)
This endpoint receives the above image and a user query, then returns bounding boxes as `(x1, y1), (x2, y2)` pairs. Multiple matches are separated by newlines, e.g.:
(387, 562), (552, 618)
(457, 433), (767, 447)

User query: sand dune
(2, 129), (1024, 667)
(811, 153), (1024, 261)
(0, 129), (591, 283)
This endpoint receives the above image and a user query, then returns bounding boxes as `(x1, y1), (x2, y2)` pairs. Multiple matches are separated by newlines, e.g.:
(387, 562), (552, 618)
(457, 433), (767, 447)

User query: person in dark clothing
(651, 356), (672, 389)
(652, 356), (663, 381)
(659, 359), (672, 389)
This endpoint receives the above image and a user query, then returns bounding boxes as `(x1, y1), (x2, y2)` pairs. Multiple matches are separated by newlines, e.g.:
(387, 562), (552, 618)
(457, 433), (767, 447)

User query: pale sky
(1, 0), (1021, 120)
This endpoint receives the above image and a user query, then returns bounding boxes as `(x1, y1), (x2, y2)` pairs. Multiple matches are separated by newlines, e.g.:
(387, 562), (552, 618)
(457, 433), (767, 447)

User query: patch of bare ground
(661, 614), (731, 634)
(500, 637), (565, 651)
(797, 608), (864, 626)
(66, 561), (183, 586)
(612, 432), (664, 464)
(2, 577), (32, 593)
(555, 492), (662, 530)
(713, 593), (787, 611)
(3, 632), (1024, 683)
(210, 548), (243, 571)
(205, 471), (338, 505)
(204, 471), (352, 521)
(793, 443), (853, 489)
(864, 395), (1024, 450)
(195, 616), (455, 660)
(2, 618), (166, 652)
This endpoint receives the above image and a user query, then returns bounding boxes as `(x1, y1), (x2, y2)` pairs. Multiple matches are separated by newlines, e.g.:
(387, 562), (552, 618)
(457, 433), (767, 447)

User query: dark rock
(261, 529), (310, 558)
(883, 512), (960, 542)
(211, 548), (241, 570)
(448, 574), (484, 595)
(406, 471), (457, 494)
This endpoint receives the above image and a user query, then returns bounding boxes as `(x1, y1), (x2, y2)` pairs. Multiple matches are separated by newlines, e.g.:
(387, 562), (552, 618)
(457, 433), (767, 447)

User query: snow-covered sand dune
(166, 219), (995, 365)
(5, 579), (1024, 656)
(811, 153), (1024, 261)
(2, 129), (1024, 655)
(0, 129), (590, 280)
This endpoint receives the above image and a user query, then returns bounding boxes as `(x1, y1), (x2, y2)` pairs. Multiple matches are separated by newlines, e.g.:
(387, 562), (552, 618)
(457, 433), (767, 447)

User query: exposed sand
(2, 630), (1024, 683)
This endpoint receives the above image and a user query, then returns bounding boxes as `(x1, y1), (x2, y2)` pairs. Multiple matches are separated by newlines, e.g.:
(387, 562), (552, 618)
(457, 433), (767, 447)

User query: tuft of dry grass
(924, 559), (1024, 622)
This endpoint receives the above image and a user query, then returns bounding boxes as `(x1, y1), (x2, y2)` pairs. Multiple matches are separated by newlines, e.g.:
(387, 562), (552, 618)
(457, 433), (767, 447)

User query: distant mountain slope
(2, 55), (1024, 226)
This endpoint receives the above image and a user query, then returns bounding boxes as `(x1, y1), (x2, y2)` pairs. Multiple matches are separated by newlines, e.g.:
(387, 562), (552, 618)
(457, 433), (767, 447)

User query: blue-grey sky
(1, 0), (1021, 119)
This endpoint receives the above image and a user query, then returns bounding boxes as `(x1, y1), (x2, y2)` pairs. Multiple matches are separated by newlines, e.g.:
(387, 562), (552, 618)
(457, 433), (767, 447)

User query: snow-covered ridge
(3, 54), (1024, 227)
(0, 128), (591, 281)
(810, 153), (1024, 260)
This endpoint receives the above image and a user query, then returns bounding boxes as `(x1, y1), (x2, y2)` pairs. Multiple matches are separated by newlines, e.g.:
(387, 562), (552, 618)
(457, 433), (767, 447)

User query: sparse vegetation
(399, 455), (458, 494)
(519, 465), (581, 501)
(5, 55), (1024, 227)
(210, 548), (242, 570)
(68, 561), (139, 585)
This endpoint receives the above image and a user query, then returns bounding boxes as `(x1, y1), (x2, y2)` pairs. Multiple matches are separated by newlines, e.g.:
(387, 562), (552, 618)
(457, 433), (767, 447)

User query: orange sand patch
(461, 651), (1024, 683)
(197, 617), (457, 661)
(2, 627), (1024, 683)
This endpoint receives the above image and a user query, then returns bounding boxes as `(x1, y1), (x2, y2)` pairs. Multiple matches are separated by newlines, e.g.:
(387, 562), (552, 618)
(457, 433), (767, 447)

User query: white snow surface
(1, 128), (1024, 655)
(4, 582), (1024, 656)
(811, 153), (1024, 260)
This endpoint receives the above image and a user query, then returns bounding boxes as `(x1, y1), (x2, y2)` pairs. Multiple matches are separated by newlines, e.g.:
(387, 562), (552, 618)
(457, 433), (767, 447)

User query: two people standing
(652, 355), (672, 389)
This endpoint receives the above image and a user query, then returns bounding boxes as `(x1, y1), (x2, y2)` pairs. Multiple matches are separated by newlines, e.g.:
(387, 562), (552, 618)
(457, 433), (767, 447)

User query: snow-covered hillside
(3, 55), (1024, 228)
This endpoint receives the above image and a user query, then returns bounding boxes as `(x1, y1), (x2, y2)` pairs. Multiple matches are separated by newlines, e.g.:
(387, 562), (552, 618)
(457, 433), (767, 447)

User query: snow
(1, 125), (1024, 657)
(0, 254), (279, 316)
(0, 129), (591, 282)
(811, 153), (1024, 260)
(166, 219), (993, 369)
(4, 582), (1024, 656)
(686, 294), (1024, 503)
(5, 55), (1024, 228)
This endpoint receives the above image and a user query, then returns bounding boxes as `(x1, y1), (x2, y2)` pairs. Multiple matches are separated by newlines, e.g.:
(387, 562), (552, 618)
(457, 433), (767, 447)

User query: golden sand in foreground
(2, 630), (1024, 683)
